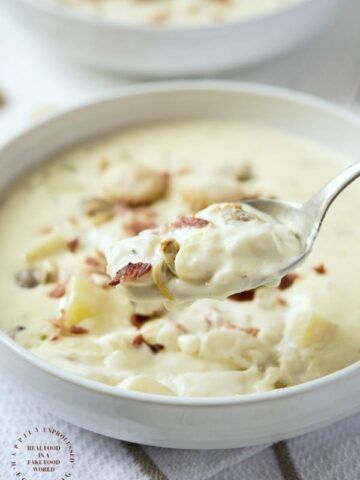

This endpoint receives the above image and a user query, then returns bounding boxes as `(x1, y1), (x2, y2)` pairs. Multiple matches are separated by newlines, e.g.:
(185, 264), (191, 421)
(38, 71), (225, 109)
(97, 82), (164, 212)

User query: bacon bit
(127, 220), (156, 235)
(131, 334), (164, 353)
(130, 313), (151, 329)
(314, 263), (327, 275)
(131, 334), (144, 348)
(163, 171), (171, 184)
(50, 335), (60, 342)
(123, 208), (158, 235)
(229, 289), (256, 302)
(69, 325), (89, 335)
(169, 216), (210, 230)
(148, 343), (164, 354)
(68, 238), (79, 253)
(277, 296), (288, 307)
(109, 262), (152, 286)
(240, 327), (259, 337)
(38, 225), (53, 235)
(48, 284), (66, 299)
(278, 273), (299, 290)
(85, 251), (107, 273)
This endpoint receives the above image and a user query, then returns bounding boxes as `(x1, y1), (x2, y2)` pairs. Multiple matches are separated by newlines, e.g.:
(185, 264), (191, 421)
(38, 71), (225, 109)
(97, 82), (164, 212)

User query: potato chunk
(199, 330), (260, 369)
(64, 275), (110, 326)
(25, 235), (68, 262)
(286, 308), (336, 348)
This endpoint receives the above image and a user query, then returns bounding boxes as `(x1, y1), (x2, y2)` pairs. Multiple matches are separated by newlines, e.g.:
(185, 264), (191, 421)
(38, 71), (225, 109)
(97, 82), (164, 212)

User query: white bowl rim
(1, 79), (360, 407)
(15, 0), (315, 33)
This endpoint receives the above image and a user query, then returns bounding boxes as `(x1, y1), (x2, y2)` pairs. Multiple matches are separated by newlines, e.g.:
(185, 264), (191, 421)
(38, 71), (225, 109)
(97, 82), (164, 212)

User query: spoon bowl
(246, 159), (360, 281)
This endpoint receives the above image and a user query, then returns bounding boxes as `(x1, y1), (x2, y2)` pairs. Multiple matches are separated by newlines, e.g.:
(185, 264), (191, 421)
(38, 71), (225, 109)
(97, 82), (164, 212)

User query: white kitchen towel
(0, 370), (269, 480)
(2, 368), (360, 480)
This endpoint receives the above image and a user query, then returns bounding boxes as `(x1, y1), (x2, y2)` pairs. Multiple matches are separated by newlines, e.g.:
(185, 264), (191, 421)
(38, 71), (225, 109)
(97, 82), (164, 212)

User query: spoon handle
(305, 160), (360, 228)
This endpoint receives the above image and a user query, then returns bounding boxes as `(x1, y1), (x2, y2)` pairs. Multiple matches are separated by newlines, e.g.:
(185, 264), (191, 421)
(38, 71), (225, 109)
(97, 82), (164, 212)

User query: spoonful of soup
(106, 160), (360, 306)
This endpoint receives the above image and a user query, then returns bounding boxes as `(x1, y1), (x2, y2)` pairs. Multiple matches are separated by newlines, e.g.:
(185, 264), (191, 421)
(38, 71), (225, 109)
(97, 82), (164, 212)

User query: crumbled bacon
(131, 334), (144, 348)
(131, 334), (164, 353)
(50, 335), (60, 342)
(278, 273), (299, 290)
(47, 284), (66, 299)
(163, 171), (171, 185)
(126, 220), (155, 235)
(148, 343), (164, 354)
(109, 262), (152, 286)
(69, 325), (89, 335)
(240, 327), (259, 337)
(123, 207), (157, 235)
(130, 314), (151, 329)
(229, 289), (256, 302)
(314, 263), (327, 275)
(85, 251), (107, 274)
(68, 238), (79, 253)
(169, 216), (210, 230)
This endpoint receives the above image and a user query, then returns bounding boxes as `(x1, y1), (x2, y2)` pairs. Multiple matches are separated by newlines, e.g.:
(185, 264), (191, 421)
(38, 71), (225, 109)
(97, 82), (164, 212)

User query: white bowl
(1, 82), (360, 449)
(5, 0), (345, 77)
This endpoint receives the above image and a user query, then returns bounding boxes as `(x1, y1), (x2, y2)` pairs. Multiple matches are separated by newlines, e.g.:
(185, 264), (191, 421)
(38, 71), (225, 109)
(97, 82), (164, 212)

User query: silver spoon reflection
(246, 160), (360, 279)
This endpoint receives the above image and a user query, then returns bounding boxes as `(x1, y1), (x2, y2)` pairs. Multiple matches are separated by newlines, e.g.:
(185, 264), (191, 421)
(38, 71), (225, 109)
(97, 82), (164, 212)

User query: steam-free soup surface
(0, 120), (359, 397)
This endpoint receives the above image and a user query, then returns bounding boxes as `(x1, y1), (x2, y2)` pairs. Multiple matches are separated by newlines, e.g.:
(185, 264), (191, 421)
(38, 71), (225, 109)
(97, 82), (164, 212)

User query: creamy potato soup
(55, 0), (301, 26)
(106, 202), (302, 305)
(0, 120), (359, 397)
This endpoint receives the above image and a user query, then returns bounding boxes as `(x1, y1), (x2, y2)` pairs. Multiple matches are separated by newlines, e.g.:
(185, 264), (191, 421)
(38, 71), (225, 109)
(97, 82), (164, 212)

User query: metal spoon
(246, 160), (360, 278)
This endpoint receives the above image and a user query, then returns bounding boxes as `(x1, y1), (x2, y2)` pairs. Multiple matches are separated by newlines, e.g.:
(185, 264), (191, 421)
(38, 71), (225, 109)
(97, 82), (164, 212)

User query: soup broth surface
(0, 120), (359, 397)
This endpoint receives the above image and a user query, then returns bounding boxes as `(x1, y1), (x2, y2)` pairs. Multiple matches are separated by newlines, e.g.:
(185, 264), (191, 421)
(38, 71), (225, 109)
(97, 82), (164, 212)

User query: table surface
(1, 0), (360, 146)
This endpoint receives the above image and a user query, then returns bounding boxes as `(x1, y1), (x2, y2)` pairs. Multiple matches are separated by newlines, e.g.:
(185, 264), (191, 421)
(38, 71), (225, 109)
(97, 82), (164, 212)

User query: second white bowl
(5, 0), (345, 77)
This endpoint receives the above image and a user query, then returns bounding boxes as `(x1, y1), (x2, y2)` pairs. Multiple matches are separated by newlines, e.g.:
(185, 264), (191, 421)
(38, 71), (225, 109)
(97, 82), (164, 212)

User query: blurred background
(1, 0), (360, 145)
